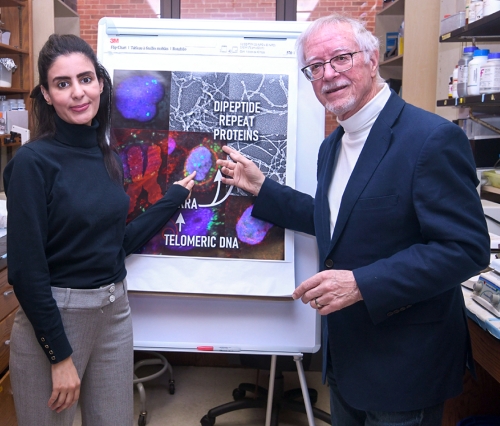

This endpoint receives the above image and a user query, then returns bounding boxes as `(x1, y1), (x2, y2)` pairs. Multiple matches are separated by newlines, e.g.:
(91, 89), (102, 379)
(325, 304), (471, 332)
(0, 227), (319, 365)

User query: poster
(97, 18), (318, 297)
(111, 70), (288, 261)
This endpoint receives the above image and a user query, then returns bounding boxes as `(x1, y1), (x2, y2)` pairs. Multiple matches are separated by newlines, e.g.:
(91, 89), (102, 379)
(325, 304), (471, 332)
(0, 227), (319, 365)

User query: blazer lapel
(329, 92), (405, 251)
(316, 128), (343, 252)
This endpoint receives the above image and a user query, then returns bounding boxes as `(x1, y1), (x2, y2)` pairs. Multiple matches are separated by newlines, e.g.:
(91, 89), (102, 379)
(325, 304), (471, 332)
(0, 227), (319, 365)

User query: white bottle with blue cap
(480, 52), (500, 94)
(467, 49), (490, 96)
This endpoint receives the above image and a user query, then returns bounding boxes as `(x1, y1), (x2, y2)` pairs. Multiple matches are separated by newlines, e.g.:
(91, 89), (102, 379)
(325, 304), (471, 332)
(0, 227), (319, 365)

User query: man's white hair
(296, 14), (385, 84)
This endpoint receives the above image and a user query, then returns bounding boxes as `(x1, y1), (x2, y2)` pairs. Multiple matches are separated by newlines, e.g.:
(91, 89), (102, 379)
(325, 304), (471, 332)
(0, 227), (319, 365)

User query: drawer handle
(4, 340), (10, 346)
(3, 290), (14, 297)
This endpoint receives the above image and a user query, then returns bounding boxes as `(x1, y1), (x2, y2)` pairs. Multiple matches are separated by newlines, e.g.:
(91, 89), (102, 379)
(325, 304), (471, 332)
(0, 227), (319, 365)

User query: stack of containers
(0, 95), (27, 134)
(0, 96), (25, 112)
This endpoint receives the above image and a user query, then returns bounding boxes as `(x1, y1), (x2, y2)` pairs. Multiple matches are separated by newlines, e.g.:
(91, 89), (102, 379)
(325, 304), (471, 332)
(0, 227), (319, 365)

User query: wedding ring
(315, 297), (324, 309)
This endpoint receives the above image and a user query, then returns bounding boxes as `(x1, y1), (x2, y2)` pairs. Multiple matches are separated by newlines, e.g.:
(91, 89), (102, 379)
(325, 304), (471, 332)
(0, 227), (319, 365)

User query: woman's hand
(49, 356), (81, 413)
(174, 171), (196, 199)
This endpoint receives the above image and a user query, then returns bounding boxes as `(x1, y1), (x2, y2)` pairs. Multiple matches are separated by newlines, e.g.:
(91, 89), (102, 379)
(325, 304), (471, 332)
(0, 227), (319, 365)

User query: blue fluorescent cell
(115, 75), (164, 122)
(186, 146), (213, 181)
(169, 208), (215, 252)
(236, 206), (273, 245)
(168, 137), (176, 155)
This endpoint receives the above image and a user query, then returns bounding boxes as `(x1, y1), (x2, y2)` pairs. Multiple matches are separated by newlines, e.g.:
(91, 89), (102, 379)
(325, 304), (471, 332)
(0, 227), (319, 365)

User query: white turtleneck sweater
(328, 83), (391, 237)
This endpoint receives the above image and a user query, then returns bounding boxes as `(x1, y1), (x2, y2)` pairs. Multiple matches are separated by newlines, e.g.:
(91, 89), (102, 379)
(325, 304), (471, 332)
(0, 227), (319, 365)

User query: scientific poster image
(112, 70), (171, 130)
(111, 70), (289, 261)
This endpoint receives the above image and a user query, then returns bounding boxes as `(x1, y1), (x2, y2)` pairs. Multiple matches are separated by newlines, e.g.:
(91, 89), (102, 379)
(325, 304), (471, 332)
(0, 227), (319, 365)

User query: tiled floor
(73, 359), (331, 426)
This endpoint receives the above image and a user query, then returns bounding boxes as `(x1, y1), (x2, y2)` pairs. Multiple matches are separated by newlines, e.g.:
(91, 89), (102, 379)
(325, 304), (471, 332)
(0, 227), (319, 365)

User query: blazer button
(325, 259), (334, 268)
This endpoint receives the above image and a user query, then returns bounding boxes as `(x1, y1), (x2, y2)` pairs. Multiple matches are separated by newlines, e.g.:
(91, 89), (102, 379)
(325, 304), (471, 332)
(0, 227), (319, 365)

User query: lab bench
(442, 287), (500, 425)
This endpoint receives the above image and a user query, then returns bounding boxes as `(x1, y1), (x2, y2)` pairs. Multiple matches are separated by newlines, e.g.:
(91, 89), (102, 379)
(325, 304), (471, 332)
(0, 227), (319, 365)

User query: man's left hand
(292, 270), (363, 315)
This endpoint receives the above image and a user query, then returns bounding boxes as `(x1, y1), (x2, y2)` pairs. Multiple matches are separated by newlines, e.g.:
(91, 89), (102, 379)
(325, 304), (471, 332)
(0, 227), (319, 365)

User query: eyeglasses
(301, 51), (364, 82)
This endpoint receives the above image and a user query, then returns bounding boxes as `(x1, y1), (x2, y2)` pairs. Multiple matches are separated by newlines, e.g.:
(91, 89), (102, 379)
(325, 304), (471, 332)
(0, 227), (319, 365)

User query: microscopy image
(111, 70), (171, 130)
(163, 131), (226, 206)
(110, 70), (288, 260)
(236, 205), (274, 245)
(170, 71), (289, 188)
(142, 194), (284, 260)
(111, 128), (171, 220)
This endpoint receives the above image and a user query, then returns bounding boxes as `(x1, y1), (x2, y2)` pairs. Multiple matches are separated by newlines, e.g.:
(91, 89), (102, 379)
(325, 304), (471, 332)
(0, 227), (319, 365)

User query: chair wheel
(169, 379), (175, 395)
(138, 412), (147, 426)
(309, 389), (318, 404)
(200, 414), (216, 426)
(232, 388), (246, 400)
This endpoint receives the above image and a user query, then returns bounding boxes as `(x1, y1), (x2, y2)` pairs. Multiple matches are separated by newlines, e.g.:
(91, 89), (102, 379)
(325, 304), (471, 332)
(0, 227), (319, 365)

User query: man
(217, 14), (490, 426)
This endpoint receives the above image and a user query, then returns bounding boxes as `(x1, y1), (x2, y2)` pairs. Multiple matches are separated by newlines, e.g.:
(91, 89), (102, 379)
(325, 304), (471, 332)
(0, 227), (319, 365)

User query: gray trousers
(10, 281), (134, 426)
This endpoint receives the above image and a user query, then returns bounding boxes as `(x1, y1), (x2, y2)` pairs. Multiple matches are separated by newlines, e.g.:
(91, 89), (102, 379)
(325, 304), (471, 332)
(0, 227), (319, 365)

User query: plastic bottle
(479, 52), (500, 94)
(467, 49), (490, 96)
(448, 75), (454, 98)
(452, 65), (459, 98)
(397, 21), (404, 56)
(475, 0), (484, 20)
(457, 46), (478, 97)
(465, 0), (472, 23)
(483, 0), (500, 17)
(469, 0), (478, 22)
(0, 112), (5, 135)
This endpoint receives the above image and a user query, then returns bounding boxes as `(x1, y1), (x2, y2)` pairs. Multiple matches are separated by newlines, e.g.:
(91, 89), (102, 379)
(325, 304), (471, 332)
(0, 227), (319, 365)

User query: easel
(97, 16), (327, 426)
(267, 354), (317, 426)
(133, 346), (318, 426)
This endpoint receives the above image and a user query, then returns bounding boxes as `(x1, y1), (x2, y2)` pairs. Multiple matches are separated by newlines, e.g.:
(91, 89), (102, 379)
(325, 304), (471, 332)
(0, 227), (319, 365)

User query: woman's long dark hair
(30, 33), (122, 182)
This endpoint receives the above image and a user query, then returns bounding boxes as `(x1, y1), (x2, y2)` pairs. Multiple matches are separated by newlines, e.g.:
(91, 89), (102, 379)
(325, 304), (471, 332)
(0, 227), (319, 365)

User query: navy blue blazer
(253, 91), (490, 412)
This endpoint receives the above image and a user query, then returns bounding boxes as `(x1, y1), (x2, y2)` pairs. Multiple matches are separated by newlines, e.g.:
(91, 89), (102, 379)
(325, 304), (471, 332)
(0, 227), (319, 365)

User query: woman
(3, 34), (195, 426)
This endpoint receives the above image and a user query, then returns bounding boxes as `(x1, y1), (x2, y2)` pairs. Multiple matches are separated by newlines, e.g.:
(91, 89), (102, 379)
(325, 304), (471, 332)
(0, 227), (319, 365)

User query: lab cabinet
(436, 9), (500, 203)
(0, 0), (33, 191)
(0, 236), (18, 426)
(437, 9), (500, 425)
(375, 0), (441, 112)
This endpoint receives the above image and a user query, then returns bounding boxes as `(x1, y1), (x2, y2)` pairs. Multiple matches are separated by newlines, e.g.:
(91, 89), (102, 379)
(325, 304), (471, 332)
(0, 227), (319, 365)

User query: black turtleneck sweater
(3, 116), (188, 363)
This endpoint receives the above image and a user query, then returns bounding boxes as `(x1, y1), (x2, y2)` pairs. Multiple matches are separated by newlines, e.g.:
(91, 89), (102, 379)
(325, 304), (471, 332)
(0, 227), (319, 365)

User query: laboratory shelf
(440, 9), (500, 43)
(437, 92), (500, 107)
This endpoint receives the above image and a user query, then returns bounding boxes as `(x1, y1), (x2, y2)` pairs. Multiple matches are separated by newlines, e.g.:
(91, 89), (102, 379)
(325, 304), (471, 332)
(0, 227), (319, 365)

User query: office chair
(200, 354), (331, 426)
(134, 351), (175, 426)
